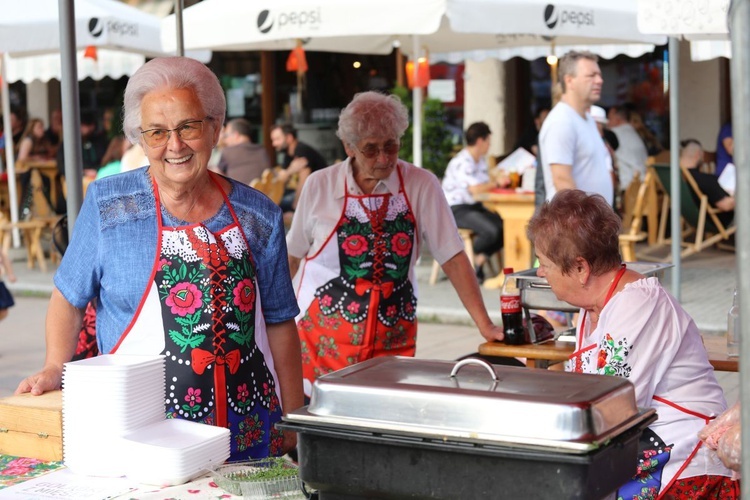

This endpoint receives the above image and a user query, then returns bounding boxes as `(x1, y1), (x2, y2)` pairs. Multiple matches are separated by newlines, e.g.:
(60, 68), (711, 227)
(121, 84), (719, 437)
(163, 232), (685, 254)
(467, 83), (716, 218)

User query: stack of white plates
(62, 354), (166, 477)
(120, 419), (231, 486)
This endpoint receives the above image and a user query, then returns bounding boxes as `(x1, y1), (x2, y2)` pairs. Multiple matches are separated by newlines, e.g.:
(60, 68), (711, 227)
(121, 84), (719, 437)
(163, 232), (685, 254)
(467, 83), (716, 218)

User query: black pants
(279, 189), (295, 213)
(450, 203), (503, 256)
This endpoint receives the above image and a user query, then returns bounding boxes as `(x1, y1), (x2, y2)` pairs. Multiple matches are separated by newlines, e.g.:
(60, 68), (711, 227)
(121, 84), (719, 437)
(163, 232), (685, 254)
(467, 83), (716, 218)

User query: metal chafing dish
(513, 261), (673, 313)
(280, 357), (657, 499)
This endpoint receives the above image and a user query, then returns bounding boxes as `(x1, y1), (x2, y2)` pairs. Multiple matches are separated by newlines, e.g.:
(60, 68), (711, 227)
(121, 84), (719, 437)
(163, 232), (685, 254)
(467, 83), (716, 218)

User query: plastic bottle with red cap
(500, 267), (526, 345)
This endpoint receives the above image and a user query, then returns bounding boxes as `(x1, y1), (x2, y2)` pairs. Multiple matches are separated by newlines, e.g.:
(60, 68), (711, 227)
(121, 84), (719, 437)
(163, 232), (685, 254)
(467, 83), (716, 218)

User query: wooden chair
(249, 168), (285, 205)
(7, 169), (64, 271)
(0, 212), (48, 272)
(619, 170), (657, 262)
(429, 228), (476, 285)
(620, 172), (642, 230)
(645, 164), (736, 259)
(61, 175), (94, 200)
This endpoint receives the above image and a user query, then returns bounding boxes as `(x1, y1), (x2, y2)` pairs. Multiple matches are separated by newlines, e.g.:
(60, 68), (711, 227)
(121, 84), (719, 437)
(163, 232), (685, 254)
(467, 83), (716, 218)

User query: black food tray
(279, 412), (655, 500)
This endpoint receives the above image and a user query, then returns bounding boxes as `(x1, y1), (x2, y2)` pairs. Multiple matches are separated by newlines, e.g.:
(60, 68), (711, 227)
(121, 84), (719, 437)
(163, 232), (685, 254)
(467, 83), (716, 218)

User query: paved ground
(1, 243), (739, 403)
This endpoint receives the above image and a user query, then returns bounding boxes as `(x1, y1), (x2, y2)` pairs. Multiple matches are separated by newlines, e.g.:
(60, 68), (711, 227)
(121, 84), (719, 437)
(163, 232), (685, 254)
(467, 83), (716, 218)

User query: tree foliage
(391, 86), (454, 179)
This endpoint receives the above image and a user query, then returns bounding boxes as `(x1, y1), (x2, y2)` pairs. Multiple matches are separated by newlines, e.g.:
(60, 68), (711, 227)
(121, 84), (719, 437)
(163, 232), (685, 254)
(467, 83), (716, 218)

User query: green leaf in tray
(212, 457), (302, 497)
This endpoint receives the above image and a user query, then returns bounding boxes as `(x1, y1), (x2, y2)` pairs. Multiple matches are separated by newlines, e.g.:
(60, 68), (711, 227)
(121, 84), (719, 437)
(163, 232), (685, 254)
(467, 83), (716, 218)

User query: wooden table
(474, 190), (536, 277)
(0, 454), (242, 498)
(479, 333), (738, 372)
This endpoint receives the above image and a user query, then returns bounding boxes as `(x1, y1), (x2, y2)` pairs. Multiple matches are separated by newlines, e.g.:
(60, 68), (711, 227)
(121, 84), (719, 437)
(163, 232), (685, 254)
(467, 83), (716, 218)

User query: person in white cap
(539, 51), (614, 205)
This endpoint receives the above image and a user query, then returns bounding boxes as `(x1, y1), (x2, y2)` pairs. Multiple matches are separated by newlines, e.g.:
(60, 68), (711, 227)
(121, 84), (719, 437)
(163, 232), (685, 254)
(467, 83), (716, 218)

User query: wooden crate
(0, 391), (62, 461)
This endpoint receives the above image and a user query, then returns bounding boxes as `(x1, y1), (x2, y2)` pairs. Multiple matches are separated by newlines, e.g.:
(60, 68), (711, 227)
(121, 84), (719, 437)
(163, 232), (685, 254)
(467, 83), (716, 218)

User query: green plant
(223, 458), (298, 483)
(391, 86), (454, 179)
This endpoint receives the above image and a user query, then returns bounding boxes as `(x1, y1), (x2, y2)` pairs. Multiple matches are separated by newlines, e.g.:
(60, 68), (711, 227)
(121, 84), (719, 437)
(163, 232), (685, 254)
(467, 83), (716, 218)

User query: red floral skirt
(661, 475), (740, 499)
(71, 302), (98, 361)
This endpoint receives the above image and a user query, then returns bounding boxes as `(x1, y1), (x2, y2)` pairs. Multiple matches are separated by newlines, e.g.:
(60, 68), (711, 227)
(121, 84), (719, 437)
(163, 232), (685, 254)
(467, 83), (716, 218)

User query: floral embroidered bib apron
(295, 166), (418, 391)
(569, 265), (713, 499)
(112, 173), (283, 461)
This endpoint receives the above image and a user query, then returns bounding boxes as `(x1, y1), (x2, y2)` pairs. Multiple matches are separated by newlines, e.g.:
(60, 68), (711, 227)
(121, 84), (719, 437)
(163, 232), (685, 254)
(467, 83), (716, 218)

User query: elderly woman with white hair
(287, 91), (504, 395)
(16, 57), (303, 461)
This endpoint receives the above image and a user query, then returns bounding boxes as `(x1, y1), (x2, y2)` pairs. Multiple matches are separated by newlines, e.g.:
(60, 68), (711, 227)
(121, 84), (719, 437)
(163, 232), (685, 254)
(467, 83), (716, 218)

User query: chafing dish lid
(288, 357), (651, 452)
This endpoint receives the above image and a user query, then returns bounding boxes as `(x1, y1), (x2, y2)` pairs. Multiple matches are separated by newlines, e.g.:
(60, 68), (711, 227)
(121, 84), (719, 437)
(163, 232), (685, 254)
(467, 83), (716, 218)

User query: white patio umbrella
(162, 0), (665, 55)
(0, 0), (165, 237)
(0, 0), (164, 57)
(690, 39), (731, 61)
(4, 49), (147, 84)
(162, 0), (665, 167)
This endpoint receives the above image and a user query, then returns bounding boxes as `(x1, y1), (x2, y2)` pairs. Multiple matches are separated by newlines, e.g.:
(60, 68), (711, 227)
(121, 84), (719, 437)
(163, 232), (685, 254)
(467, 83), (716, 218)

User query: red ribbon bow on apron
(355, 278), (395, 298)
(191, 348), (241, 375)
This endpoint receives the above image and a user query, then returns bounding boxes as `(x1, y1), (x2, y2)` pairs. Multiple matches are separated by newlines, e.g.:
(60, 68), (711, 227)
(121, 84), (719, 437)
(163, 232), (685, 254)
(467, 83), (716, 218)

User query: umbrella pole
(58, 0), (84, 236)
(668, 37), (681, 301)
(729, 0), (750, 484)
(412, 35), (422, 168)
(1, 54), (20, 247)
(175, 0), (185, 57)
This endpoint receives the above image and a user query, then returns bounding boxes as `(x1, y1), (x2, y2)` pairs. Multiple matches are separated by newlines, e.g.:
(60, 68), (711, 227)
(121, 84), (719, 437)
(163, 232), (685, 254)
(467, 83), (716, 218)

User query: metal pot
(512, 262), (673, 312)
(280, 357), (656, 500)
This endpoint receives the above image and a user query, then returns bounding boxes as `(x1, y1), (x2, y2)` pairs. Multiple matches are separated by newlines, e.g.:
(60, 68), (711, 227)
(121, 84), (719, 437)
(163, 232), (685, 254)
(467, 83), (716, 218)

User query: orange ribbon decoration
(191, 348), (241, 375)
(355, 278), (394, 299)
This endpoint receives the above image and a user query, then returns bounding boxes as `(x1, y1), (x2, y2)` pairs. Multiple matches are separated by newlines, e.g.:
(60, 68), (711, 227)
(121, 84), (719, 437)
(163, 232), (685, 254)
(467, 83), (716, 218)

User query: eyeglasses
(140, 119), (209, 148)
(358, 142), (400, 159)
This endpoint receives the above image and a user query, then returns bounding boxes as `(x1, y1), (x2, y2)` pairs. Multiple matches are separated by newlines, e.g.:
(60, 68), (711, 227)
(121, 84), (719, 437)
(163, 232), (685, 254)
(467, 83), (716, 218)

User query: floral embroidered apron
(111, 173), (283, 461)
(295, 166), (418, 392)
(569, 265), (712, 499)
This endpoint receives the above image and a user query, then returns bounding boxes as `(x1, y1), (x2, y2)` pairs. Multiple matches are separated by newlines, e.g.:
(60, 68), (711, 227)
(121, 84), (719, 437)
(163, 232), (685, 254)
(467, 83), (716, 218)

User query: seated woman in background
(17, 118), (56, 216)
(527, 189), (738, 499)
(17, 118), (55, 162)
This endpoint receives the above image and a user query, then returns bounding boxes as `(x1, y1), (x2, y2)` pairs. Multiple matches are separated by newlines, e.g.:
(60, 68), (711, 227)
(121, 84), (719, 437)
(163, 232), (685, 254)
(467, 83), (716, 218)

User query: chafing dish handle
(450, 358), (498, 381)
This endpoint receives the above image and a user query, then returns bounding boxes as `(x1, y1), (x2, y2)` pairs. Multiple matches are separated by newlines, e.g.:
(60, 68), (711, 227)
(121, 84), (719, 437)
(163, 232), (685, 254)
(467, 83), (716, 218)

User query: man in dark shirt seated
(56, 111), (108, 179)
(270, 124), (328, 216)
(218, 118), (270, 185)
(680, 138), (734, 227)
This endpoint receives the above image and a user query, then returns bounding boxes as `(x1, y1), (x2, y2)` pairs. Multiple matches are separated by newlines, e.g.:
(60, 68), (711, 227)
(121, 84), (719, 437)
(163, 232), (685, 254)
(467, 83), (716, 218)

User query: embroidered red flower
(1, 457), (41, 476)
(342, 235), (368, 256)
(237, 383), (249, 402)
(346, 301), (360, 314)
(320, 294), (333, 307)
(391, 232), (412, 256)
(166, 282), (203, 316)
(233, 279), (255, 313)
(185, 387), (202, 407)
(597, 349), (607, 369)
(386, 305), (397, 317)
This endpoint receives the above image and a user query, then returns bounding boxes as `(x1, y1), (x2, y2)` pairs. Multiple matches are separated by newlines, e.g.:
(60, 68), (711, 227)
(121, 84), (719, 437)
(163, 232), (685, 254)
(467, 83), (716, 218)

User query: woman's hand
(15, 364), (63, 396)
(280, 430), (298, 457)
(479, 323), (505, 343)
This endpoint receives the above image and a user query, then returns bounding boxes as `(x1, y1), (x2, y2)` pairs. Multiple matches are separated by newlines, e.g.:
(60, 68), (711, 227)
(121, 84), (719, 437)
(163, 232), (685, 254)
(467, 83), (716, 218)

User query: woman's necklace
(160, 185), (201, 221)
